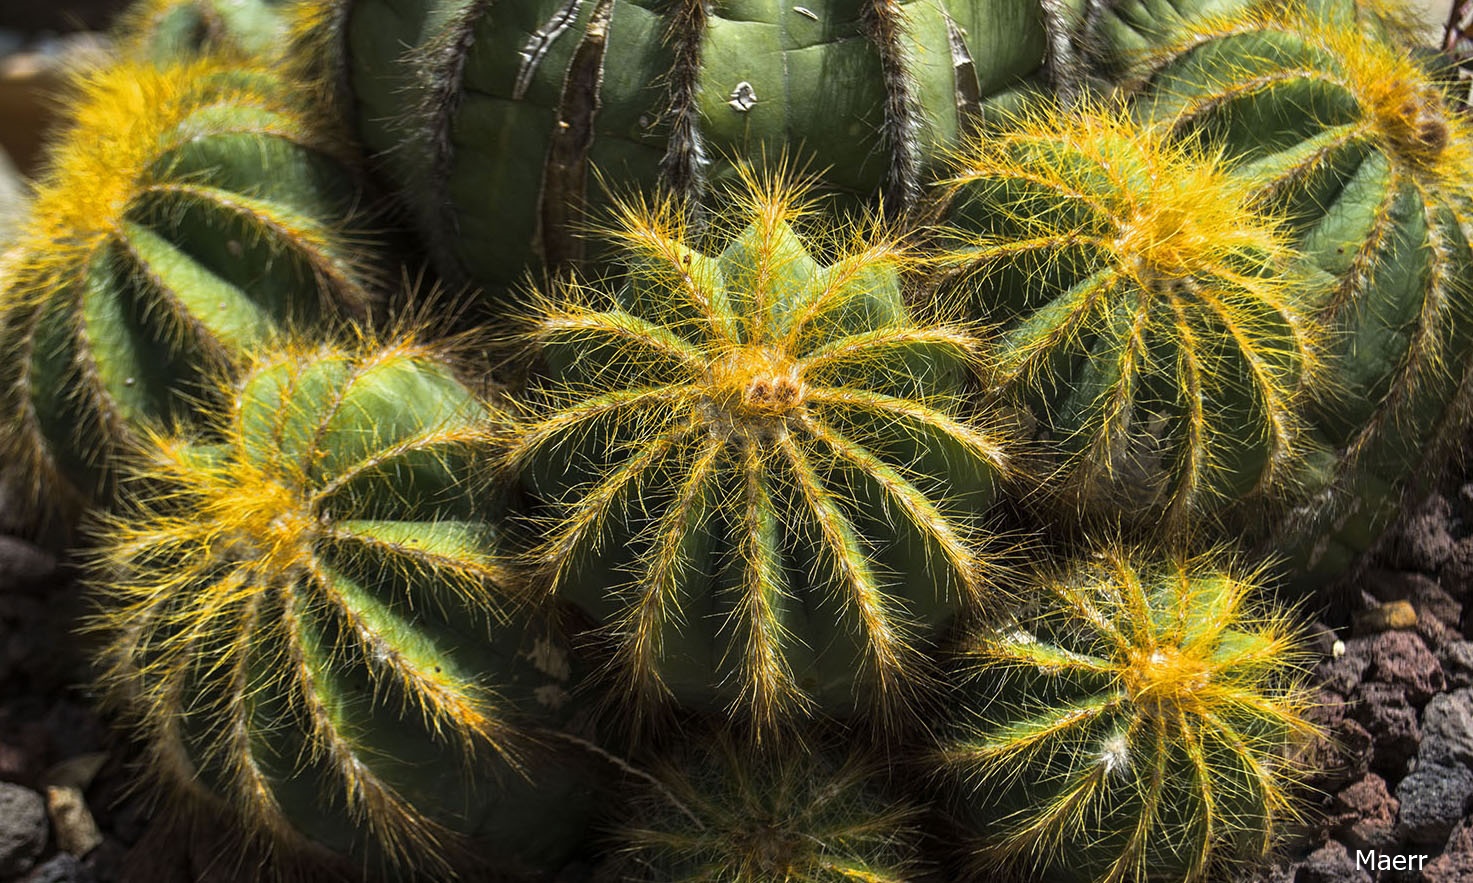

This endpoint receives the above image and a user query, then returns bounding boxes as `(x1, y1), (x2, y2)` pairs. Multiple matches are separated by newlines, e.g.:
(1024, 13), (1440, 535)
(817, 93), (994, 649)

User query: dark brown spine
(863, 0), (922, 214)
(408, 0), (495, 281)
(539, 0), (615, 272)
(659, 0), (710, 214)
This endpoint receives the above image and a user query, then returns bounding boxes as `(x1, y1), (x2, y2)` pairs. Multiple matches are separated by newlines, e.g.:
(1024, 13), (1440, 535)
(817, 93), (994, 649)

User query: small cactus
(92, 332), (595, 877)
(1111, 6), (1473, 585)
(933, 105), (1320, 537)
(0, 56), (377, 513)
(610, 731), (922, 883)
(510, 168), (1010, 733)
(936, 547), (1319, 883)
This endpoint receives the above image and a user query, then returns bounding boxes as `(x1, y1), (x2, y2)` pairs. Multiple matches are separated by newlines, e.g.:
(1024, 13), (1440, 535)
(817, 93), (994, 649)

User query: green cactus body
(117, 0), (294, 62)
(94, 336), (596, 878)
(612, 733), (920, 882)
(511, 173), (1009, 732)
(937, 548), (1317, 883)
(311, 0), (1073, 294)
(1089, 0), (1421, 74)
(934, 106), (1318, 537)
(0, 58), (377, 511)
(1112, 8), (1473, 585)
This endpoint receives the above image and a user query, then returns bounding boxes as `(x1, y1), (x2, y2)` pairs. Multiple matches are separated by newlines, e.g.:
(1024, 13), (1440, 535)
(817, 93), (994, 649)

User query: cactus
(610, 731), (921, 882)
(1105, 7), (1473, 585)
(1084, 0), (1423, 74)
(0, 57), (378, 513)
(509, 168), (1010, 733)
(932, 105), (1320, 537)
(91, 332), (597, 878)
(297, 0), (1082, 295)
(936, 547), (1318, 883)
(115, 0), (295, 62)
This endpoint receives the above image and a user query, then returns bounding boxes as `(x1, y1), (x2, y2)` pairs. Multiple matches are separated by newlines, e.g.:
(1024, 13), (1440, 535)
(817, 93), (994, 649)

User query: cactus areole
(329, 0), (1064, 292)
(513, 175), (1008, 731)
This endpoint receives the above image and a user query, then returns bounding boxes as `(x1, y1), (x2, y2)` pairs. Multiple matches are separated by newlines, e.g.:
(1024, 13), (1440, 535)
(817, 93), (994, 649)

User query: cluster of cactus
(6, 0), (1472, 879)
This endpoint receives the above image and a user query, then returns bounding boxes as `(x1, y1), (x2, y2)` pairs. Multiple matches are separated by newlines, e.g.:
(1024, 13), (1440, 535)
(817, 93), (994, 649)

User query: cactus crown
(512, 167), (1009, 732)
(939, 547), (1318, 883)
(935, 106), (1320, 533)
(92, 331), (518, 872)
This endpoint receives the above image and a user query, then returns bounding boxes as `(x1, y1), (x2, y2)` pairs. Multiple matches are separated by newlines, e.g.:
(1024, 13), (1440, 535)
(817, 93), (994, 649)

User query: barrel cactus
(611, 731), (921, 882)
(936, 547), (1318, 883)
(0, 57), (377, 513)
(92, 333), (597, 878)
(509, 170), (1010, 733)
(301, 0), (1079, 295)
(1108, 6), (1473, 584)
(932, 104), (1320, 538)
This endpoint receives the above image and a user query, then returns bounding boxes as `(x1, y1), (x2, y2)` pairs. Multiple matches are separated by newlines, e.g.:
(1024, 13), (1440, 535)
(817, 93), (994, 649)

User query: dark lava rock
(1423, 818), (1473, 883)
(20, 853), (93, 883)
(0, 536), (55, 590)
(1395, 762), (1473, 845)
(1365, 571), (1442, 607)
(1445, 535), (1473, 603)
(1319, 644), (1372, 696)
(1297, 841), (1372, 883)
(1388, 496), (1458, 574)
(0, 782), (48, 877)
(1422, 689), (1473, 770)
(1354, 683), (1421, 779)
(1333, 773), (1401, 852)
(1314, 718), (1375, 790)
(1367, 631), (1445, 705)
(1445, 641), (1473, 688)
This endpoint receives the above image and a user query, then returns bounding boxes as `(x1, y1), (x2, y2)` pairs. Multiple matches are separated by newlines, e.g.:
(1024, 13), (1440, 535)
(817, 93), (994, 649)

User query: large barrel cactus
(509, 171), (1010, 732)
(0, 57), (377, 512)
(302, 0), (1076, 294)
(933, 105), (1320, 538)
(1107, 6), (1473, 585)
(936, 547), (1318, 883)
(92, 334), (597, 878)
